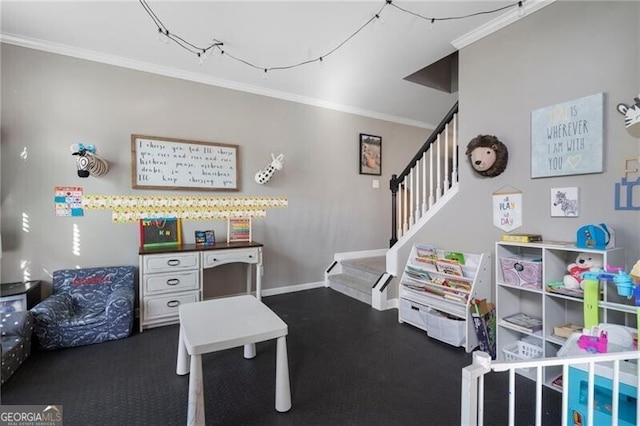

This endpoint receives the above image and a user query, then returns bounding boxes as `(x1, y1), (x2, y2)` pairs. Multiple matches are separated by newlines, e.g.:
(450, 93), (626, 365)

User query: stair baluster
(389, 102), (459, 247)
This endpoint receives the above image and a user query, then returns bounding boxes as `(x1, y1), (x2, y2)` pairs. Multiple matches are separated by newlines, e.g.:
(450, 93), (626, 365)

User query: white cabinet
(139, 242), (264, 332)
(139, 251), (201, 331)
(398, 244), (491, 352)
(495, 241), (626, 389)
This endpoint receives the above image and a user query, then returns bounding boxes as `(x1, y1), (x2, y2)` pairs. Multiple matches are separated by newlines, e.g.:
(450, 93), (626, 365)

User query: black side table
(0, 280), (42, 312)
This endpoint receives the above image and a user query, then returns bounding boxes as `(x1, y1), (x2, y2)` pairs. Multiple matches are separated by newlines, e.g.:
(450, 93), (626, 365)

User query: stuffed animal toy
(563, 252), (604, 289)
(465, 135), (509, 177)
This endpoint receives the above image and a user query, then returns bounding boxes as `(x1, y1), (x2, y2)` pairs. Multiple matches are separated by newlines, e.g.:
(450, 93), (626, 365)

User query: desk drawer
(144, 271), (199, 295)
(143, 252), (200, 273)
(144, 292), (198, 320)
(203, 248), (260, 268)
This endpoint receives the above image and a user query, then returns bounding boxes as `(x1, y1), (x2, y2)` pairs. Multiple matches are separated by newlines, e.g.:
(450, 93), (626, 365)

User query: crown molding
(0, 33), (434, 129)
(452, 0), (556, 50)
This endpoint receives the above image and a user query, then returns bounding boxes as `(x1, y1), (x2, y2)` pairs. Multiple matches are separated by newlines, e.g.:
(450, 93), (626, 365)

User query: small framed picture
(551, 187), (579, 217)
(359, 133), (382, 176)
(227, 218), (251, 243)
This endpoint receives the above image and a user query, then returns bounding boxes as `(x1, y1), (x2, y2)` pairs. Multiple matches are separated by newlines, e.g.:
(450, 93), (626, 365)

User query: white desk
(176, 295), (291, 425)
(138, 242), (263, 331)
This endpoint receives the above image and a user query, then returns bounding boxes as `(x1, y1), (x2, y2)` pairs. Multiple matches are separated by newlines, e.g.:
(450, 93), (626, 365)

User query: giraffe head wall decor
(255, 153), (284, 185)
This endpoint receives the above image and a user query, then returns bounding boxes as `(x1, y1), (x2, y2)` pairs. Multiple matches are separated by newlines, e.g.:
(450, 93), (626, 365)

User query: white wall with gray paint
(403, 1), (640, 292)
(0, 45), (428, 294)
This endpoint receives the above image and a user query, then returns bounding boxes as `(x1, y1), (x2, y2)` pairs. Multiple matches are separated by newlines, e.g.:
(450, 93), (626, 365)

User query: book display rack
(399, 243), (491, 352)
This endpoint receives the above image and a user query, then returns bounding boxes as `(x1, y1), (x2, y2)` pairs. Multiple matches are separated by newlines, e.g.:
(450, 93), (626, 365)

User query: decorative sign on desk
(139, 217), (182, 248)
(131, 134), (239, 191)
(531, 93), (604, 178)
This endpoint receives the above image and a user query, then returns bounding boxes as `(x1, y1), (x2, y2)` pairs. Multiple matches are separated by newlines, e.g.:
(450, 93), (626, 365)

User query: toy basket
(502, 340), (543, 372)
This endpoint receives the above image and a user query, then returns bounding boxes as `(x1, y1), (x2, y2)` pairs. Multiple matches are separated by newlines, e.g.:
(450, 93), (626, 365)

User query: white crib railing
(461, 350), (640, 426)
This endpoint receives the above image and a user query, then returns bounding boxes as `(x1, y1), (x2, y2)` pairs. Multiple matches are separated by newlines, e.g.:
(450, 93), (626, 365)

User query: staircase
(326, 256), (387, 305)
(326, 102), (459, 310)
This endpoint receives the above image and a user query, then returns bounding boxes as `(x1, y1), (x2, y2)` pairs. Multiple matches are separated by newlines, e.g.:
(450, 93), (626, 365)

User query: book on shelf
(435, 259), (464, 276)
(501, 233), (543, 243)
(502, 312), (543, 333)
(404, 265), (432, 281)
(444, 251), (466, 265)
(546, 286), (584, 299)
(414, 244), (438, 271)
(402, 282), (467, 304)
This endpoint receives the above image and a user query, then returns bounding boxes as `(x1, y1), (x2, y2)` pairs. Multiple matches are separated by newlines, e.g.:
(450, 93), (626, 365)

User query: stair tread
(340, 256), (386, 275)
(328, 273), (373, 294)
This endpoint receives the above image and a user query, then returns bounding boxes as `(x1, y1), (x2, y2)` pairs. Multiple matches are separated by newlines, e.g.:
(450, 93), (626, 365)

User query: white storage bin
(502, 340), (543, 372)
(399, 298), (429, 331)
(426, 308), (466, 347)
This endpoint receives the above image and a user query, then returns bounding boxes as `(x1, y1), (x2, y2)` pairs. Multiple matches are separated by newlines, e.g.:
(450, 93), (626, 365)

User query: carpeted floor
(0, 288), (561, 425)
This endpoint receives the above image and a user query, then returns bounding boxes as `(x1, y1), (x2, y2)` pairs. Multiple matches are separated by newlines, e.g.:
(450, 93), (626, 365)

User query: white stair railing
(461, 350), (640, 426)
(390, 102), (458, 247)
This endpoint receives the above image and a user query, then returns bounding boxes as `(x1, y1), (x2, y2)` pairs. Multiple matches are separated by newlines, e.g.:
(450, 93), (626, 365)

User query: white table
(176, 295), (291, 425)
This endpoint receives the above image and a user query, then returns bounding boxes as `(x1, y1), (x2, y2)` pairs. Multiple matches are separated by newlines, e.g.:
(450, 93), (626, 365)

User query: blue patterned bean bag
(31, 266), (135, 350)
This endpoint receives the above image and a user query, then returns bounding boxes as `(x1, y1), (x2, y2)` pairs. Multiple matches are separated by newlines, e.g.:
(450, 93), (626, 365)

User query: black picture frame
(359, 133), (382, 175)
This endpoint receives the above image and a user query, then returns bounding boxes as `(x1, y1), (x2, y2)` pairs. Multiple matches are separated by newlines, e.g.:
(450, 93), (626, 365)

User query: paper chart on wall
(81, 195), (288, 223)
(54, 186), (84, 217)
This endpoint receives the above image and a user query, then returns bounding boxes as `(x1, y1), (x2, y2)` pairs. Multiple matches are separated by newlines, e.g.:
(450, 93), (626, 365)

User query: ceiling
(0, 1), (527, 128)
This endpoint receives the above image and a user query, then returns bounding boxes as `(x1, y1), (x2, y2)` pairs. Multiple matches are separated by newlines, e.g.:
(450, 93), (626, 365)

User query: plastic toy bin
(499, 256), (542, 290)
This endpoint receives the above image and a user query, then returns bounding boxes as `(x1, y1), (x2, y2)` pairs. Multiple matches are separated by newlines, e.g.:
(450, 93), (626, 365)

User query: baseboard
(261, 281), (325, 297)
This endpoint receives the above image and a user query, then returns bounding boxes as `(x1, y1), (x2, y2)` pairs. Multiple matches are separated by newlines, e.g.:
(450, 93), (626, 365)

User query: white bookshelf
(398, 243), (491, 352)
(495, 241), (626, 390)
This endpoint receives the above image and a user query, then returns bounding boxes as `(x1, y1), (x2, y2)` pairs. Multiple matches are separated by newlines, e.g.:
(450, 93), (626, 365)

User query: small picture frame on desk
(228, 218), (251, 243)
(195, 230), (215, 245)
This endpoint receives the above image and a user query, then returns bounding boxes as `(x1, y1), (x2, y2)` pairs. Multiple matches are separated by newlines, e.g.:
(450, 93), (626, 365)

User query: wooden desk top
(139, 241), (263, 255)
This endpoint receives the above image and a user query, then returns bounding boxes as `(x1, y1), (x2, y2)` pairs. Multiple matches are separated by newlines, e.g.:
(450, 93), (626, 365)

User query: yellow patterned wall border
(82, 195), (288, 223)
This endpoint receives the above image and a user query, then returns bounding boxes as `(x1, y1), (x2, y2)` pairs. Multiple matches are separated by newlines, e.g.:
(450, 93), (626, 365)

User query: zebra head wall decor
(254, 153), (284, 185)
(617, 95), (640, 138)
(71, 143), (109, 178)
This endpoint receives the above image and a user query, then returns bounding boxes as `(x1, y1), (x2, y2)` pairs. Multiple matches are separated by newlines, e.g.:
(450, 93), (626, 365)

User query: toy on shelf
(578, 330), (608, 354)
(599, 265), (635, 298)
(564, 252), (604, 289)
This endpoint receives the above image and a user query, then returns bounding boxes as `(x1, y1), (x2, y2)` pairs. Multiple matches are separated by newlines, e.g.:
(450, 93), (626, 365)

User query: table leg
(256, 264), (263, 300)
(177, 325), (190, 375)
(275, 336), (291, 412)
(246, 263), (252, 295)
(187, 354), (205, 426)
(244, 343), (256, 359)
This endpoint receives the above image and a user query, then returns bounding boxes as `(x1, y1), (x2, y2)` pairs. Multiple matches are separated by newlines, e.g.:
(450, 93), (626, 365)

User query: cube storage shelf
(495, 241), (626, 391)
(399, 243), (491, 352)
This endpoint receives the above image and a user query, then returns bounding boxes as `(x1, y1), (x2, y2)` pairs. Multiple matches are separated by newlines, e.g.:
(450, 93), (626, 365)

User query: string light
(518, 1), (526, 17)
(140, 0), (524, 74)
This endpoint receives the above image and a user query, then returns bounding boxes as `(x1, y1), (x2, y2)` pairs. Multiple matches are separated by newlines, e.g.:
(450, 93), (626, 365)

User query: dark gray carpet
(0, 288), (561, 425)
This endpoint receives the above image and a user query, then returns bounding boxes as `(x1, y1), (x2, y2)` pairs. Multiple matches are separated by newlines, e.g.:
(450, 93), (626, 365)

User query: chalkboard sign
(131, 134), (239, 191)
(139, 218), (182, 248)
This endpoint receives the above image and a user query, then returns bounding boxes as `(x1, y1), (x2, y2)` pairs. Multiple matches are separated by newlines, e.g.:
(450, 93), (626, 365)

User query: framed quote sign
(131, 134), (239, 191)
(531, 93), (604, 178)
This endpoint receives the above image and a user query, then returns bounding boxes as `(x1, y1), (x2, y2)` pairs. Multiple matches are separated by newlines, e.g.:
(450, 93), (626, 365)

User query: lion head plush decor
(465, 134), (509, 177)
